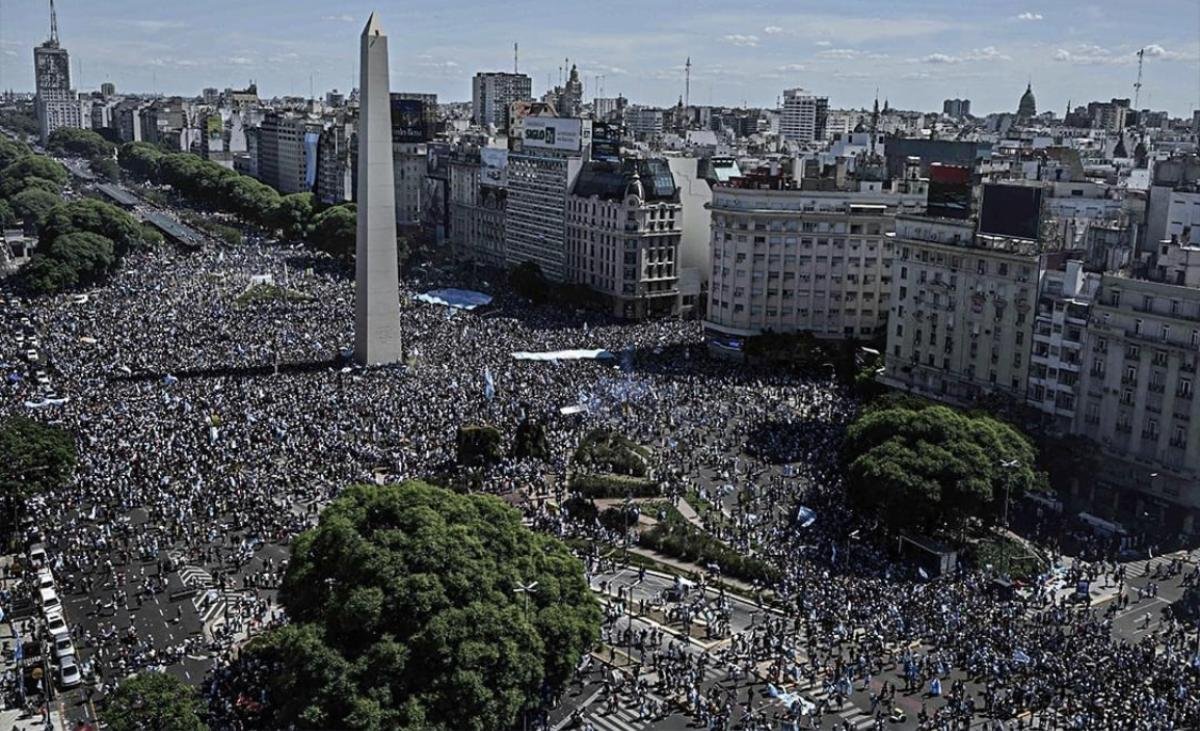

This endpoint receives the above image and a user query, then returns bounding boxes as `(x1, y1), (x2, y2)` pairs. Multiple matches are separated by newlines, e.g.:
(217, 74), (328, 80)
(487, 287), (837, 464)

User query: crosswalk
(790, 678), (875, 730)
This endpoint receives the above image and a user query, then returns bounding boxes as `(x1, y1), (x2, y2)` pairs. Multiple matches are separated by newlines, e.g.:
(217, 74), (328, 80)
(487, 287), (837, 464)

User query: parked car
(38, 586), (60, 613)
(53, 634), (75, 661)
(44, 611), (68, 638)
(58, 655), (81, 688)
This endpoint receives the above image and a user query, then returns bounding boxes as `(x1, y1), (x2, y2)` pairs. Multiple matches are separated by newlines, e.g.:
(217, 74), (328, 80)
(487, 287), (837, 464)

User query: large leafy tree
(47, 127), (116, 159)
(40, 199), (149, 258)
(117, 141), (164, 181)
(456, 425), (504, 467)
(10, 188), (60, 228)
(0, 137), (31, 170)
(0, 156), (68, 194)
(103, 672), (205, 731)
(842, 405), (1043, 533)
(0, 417), (76, 536)
(307, 204), (356, 261)
(245, 481), (600, 731)
(45, 232), (117, 286)
(270, 192), (314, 240)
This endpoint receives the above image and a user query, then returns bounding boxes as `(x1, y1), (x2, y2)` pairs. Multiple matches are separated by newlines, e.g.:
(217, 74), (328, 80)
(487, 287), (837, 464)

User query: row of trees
(0, 136), (159, 293)
(455, 418), (551, 467)
(116, 142), (365, 262)
(0, 416), (76, 545)
(46, 128), (120, 182)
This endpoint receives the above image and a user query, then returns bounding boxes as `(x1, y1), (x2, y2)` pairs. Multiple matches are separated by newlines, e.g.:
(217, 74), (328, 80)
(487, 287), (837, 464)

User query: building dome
(1017, 83), (1036, 120)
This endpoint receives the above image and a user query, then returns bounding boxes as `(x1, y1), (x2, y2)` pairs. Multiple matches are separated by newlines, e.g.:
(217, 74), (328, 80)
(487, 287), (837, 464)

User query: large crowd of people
(3, 236), (1200, 729)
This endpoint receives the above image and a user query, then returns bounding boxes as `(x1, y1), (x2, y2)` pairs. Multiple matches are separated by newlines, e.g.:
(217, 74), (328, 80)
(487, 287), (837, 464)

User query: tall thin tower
(49, 0), (60, 46)
(354, 13), (403, 365)
(684, 57), (691, 109)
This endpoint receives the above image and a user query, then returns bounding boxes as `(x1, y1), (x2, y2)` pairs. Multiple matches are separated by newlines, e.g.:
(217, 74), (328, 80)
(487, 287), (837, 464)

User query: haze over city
(1, 0), (1199, 113)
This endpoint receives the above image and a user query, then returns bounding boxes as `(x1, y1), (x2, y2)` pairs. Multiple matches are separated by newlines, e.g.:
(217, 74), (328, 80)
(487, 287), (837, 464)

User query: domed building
(1017, 83), (1037, 121)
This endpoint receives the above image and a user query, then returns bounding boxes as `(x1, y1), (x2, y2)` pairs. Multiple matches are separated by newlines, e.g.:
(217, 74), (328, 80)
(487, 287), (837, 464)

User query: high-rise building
(780, 88), (829, 144)
(566, 158), (682, 319)
(314, 118), (354, 206)
(449, 147), (507, 267)
(257, 111), (320, 194)
(942, 98), (970, 119)
(100, 82), (116, 98)
(625, 107), (664, 138)
(471, 72), (532, 131)
(34, 1), (81, 144)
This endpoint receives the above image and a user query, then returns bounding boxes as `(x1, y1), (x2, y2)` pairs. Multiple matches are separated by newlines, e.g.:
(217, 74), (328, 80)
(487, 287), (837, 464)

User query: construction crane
(1133, 47), (1145, 109)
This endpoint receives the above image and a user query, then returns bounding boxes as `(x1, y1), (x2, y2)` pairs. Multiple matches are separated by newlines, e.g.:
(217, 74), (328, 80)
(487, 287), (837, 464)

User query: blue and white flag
(483, 368), (495, 402)
(1013, 649), (1031, 664)
(796, 506), (817, 528)
(918, 567), (930, 580)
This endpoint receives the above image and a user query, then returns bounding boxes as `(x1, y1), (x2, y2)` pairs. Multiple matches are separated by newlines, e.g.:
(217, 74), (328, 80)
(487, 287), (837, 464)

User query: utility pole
(684, 56), (691, 109)
(514, 42), (518, 74)
(1133, 47), (1145, 110)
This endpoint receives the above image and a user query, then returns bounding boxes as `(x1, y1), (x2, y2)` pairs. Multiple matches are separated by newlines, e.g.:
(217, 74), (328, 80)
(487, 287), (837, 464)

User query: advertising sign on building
(522, 117), (587, 152)
(480, 148), (508, 187)
(426, 142), (451, 179)
(391, 96), (427, 143)
(590, 122), (622, 163)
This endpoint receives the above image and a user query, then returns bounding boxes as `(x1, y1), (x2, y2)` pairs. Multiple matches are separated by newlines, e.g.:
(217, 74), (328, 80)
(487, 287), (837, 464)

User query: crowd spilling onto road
(3, 237), (1200, 729)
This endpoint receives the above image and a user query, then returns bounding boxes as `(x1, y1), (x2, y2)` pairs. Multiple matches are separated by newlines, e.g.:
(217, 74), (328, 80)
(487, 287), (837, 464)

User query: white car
(38, 586), (61, 613)
(58, 655), (81, 688)
(53, 634), (75, 660)
(70, 294), (89, 304)
(44, 611), (68, 638)
(36, 567), (54, 591)
(27, 544), (47, 567)
(24, 350), (39, 363)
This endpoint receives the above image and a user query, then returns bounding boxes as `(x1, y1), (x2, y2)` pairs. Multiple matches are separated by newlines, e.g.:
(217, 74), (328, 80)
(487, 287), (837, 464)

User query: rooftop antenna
(1133, 47), (1145, 110)
(685, 56), (691, 109)
(49, 0), (60, 46)
(514, 42), (519, 74)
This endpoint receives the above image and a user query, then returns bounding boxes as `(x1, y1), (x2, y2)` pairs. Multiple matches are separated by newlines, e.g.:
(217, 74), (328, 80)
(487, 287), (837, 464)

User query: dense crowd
(2, 237), (1200, 729)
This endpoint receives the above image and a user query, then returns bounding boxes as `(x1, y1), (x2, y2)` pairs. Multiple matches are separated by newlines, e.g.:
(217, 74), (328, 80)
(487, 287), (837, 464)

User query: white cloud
(777, 64), (806, 72)
(722, 34), (760, 47)
(1, 50), (15, 57)
(1049, 43), (1196, 65)
(817, 48), (862, 59)
(815, 40), (833, 47)
(229, 57), (255, 66)
(921, 46), (1010, 64)
(1016, 12), (1043, 21)
(321, 14), (356, 22)
(119, 19), (187, 32)
(763, 26), (784, 35)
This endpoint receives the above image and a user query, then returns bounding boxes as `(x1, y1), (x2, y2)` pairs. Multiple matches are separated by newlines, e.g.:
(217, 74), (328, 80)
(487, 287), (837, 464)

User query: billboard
(522, 117), (585, 152)
(427, 142), (451, 179)
(926, 163), (972, 220)
(480, 148), (508, 188)
(391, 96), (427, 143)
(979, 183), (1043, 241)
(590, 122), (622, 163)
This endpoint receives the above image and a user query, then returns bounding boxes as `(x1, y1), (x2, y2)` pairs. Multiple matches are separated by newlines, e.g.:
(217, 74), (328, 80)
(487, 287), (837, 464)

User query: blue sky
(1, 0), (1198, 115)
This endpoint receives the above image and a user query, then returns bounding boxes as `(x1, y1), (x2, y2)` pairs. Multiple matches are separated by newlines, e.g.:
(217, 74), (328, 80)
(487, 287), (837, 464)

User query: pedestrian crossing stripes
(585, 705), (646, 731)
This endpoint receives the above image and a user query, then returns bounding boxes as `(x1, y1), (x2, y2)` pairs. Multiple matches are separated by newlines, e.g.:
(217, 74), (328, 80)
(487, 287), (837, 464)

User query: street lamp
(998, 458), (1020, 577)
(513, 581), (539, 618)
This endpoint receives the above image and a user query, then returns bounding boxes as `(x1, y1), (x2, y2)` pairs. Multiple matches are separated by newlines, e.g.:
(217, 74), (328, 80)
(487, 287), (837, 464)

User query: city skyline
(1, 0), (1198, 115)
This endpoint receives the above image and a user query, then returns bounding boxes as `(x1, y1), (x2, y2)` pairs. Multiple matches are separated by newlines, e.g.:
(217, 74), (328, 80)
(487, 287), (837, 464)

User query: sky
(1, 0), (1198, 116)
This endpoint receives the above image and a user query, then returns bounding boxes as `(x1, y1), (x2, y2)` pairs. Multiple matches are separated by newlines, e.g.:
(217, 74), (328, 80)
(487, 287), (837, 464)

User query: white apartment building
(706, 183), (924, 350)
(780, 89), (829, 144)
(566, 159), (681, 319)
(449, 152), (506, 267)
(880, 215), (1040, 404)
(472, 72), (532, 131)
(1027, 259), (1099, 430)
(625, 107), (664, 138)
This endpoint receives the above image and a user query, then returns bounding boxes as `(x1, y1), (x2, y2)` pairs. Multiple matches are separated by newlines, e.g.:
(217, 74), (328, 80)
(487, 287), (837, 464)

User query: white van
(38, 586), (61, 613)
(36, 568), (54, 591)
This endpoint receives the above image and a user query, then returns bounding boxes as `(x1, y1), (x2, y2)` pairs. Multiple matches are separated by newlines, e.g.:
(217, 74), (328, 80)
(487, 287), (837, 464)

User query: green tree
(842, 405), (1043, 534)
(0, 156), (68, 193)
(0, 199), (14, 229)
(222, 175), (280, 225)
(247, 481), (600, 731)
(0, 137), (31, 170)
(0, 417), (76, 536)
(512, 417), (550, 461)
(89, 155), (121, 182)
(573, 428), (649, 478)
(47, 128), (116, 159)
(20, 255), (78, 294)
(307, 204), (356, 261)
(456, 424), (504, 467)
(510, 261), (548, 304)
(45, 232), (117, 286)
(270, 192), (314, 240)
(102, 672), (205, 731)
(40, 199), (149, 258)
(117, 141), (164, 181)
(10, 188), (60, 228)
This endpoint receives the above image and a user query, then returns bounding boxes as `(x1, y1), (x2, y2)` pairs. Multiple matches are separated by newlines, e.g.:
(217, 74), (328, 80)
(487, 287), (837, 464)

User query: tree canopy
(102, 671), (205, 731)
(456, 424), (504, 467)
(0, 417), (76, 534)
(40, 198), (149, 258)
(117, 141), (164, 181)
(0, 156), (68, 198)
(842, 404), (1043, 533)
(10, 188), (60, 228)
(47, 127), (116, 159)
(270, 192), (315, 240)
(244, 481), (600, 731)
(307, 204), (356, 261)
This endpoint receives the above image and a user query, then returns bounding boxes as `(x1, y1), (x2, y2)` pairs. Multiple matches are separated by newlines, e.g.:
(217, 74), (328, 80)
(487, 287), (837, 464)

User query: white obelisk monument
(354, 12), (403, 365)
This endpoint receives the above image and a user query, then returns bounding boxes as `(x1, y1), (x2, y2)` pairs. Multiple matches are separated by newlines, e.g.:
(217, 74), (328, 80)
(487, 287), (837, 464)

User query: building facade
(880, 215), (1040, 404)
(1027, 259), (1099, 431)
(705, 183), (924, 348)
(257, 112), (317, 194)
(566, 159), (681, 319)
(449, 150), (507, 267)
(471, 72), (532, 131)
(504, 151), (582, 281)
(780, 89), (829, 144)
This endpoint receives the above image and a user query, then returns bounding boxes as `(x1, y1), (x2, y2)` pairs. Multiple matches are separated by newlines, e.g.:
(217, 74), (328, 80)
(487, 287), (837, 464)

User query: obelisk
(354, 12), (403, 365)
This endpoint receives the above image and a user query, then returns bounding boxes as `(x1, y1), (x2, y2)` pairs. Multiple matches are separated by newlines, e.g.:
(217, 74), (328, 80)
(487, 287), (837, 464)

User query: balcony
(1149, 382), (1166, 394)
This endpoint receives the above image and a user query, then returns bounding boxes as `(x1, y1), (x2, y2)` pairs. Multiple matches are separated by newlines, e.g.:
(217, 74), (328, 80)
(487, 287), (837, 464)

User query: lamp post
(998, 458), (1020, 577)
(513, 581), (539, 618)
